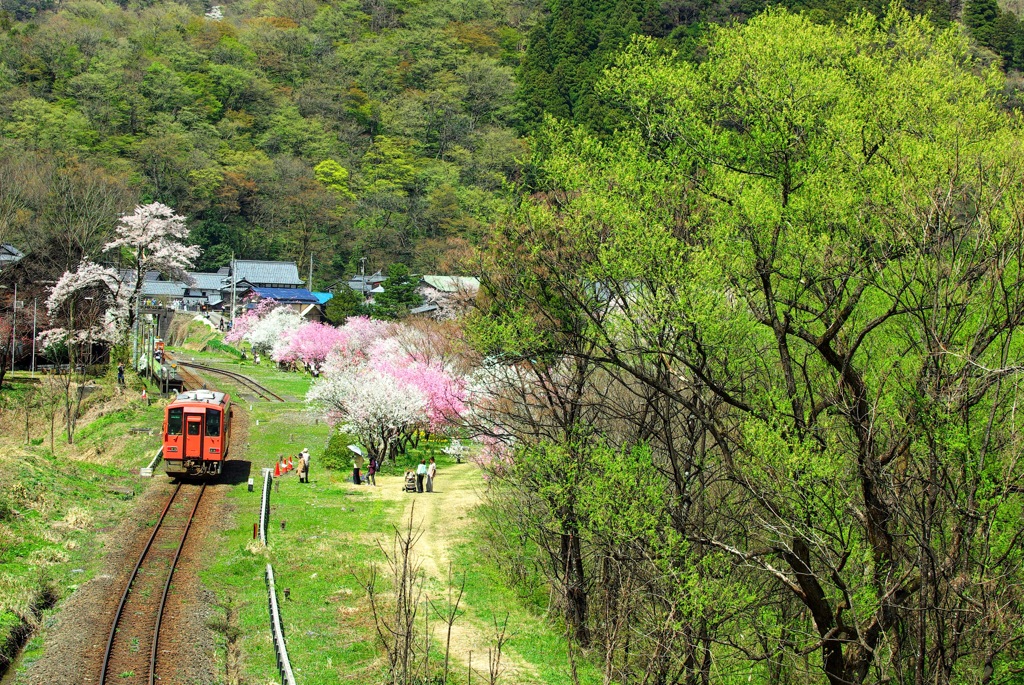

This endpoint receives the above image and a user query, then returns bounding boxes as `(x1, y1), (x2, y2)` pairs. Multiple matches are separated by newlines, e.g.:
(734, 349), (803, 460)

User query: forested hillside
(0, 0), (539, 280)
(1, 0), (1022, 283)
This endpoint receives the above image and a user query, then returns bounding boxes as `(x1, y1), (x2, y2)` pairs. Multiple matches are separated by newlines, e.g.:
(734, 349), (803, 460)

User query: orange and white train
(162, 390), (232, 477)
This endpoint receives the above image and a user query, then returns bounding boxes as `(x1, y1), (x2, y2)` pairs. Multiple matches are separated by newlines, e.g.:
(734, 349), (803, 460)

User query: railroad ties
(99, 483), (206, 685)
(164, 353), (284, 402)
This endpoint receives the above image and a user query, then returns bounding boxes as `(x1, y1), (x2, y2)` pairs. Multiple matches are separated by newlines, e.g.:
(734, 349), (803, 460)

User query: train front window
(167, 408), (183, 435)
(206, 410), (221, 437)
(187, 421), (201, 436)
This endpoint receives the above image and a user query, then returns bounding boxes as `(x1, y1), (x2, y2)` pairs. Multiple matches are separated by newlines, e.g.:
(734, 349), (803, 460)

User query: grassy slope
(197, 349), (602, 684)
(0, 375), (167, 676)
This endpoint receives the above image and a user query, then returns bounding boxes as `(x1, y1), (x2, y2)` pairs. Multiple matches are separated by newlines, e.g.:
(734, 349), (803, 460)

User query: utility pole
(360, 257), (367, 297)
(308, 253), (313, 292)
(230, 252), (237, 328)
(30, 298), (36, 377)
(11, 282), (16, 373)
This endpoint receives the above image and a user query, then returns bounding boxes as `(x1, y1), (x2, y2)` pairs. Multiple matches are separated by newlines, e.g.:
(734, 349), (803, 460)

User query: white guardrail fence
(266, 563), (297, 685)
(139, 446), (163, 477)
(259, 468), (297, 685)
(259, 467), (272, 545)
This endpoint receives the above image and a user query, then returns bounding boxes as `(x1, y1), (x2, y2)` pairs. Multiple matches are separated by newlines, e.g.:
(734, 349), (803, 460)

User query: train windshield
(206, 409), (221, 437)
(167, 408), (183, 435)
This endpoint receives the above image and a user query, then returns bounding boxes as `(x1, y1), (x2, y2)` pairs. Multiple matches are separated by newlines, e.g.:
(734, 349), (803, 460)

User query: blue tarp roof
(248, 287), (320, 304)
(312, 291), (334, 305)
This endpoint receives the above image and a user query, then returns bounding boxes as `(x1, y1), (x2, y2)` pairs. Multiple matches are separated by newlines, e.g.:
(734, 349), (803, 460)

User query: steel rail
(149, 483), (206, 685)
(99, 483), (182, 685)
(174, 360), (285, 402)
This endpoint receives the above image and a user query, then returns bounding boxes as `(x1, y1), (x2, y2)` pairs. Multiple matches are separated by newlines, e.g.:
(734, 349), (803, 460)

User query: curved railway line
(99, 482), (206, 685)
(166, 354), (285, 402)
(95, 349), (276, 684)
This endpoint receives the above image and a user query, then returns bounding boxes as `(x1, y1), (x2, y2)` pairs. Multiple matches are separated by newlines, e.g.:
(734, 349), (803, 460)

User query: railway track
(99, 482), (206, 685)
(166, 354), (285, 401)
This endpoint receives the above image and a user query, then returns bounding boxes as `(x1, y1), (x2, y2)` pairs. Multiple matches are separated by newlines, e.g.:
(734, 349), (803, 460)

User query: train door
(184, 414), (204, 459)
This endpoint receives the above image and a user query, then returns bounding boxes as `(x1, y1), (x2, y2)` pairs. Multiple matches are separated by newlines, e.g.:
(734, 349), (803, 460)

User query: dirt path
(371, 464), (540, 682)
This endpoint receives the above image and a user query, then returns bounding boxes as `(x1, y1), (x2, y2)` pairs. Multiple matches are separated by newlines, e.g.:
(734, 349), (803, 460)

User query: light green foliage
(313, 159), (355, 201)
(360, 136), (418, 196)
(479, 7), (1024, 683)
(4, 98), (97, 151)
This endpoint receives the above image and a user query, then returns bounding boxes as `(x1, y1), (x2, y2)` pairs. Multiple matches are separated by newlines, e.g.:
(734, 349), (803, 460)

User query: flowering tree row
(228, 300), (469, 460)
(308, 317), (469, 460)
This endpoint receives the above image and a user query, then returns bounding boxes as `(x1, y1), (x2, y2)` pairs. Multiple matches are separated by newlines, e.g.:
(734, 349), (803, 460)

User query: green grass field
(0, 377), (166, 678)
(192, 346), (603, 684)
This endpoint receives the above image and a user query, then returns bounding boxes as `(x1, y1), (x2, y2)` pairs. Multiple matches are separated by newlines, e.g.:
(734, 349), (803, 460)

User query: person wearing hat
(298, 448), (310, 483)
(348, 444), (364, 485)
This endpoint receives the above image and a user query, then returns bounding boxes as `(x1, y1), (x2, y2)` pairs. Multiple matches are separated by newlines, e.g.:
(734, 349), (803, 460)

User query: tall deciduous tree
(476, 8), (1024, 683)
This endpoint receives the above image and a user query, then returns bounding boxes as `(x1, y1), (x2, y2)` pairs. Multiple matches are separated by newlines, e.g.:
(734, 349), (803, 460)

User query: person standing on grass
(117, 362), (125, 386)
(426, 457), (437, 493)
(416, 459), (427, 493)
(349, 444), (364, 485)
(298, 448), (310, 483)
(367, 456), (376, 486)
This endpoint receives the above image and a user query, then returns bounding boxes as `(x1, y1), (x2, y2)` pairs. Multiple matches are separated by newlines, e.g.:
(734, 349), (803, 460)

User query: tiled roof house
(232, 260), (304, 288)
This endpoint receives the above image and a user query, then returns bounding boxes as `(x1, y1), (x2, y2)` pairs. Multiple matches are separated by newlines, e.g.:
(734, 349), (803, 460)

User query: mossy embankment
(165, 313), (222, 351)
(0, 373), (166, 680)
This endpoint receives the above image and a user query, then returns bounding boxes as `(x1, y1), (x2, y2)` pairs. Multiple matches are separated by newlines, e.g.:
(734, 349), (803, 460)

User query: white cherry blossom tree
(44, 202), (200, 350)
(307, 364), (428, 461)
(245, 305), (303, 355)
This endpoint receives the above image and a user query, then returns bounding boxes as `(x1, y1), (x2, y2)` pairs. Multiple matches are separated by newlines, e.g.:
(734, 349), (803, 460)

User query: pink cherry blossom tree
(333, 316), (391, 364)
(271, 320), (347, 374)
(369, 340), (466, 433)
(224, 297), (278, 345)
(307, 363), (428, 461)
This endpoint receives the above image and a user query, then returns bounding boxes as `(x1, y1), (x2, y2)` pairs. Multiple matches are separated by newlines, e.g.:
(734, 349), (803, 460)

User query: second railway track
(99, 482), (206, 685)
(167, 354), (285, 402)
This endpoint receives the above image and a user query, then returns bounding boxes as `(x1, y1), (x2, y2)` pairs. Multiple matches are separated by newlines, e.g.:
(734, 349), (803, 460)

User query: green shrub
(321, 431), (350, 471)
(206, 339), (242, 358)
(0, 498), (16, 522)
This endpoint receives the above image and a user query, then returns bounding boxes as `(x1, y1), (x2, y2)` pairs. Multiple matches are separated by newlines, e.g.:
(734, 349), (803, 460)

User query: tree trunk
(561, 530), (589, 648)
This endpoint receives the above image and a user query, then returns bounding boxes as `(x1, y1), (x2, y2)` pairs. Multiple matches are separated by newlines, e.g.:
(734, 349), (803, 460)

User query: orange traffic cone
(274, 461), (282, 477)
(288, 456), (294, 471)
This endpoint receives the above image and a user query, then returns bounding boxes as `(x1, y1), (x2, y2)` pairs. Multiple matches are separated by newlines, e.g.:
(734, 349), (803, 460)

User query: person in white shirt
(426, 457), (437, 493)
(416, 460), (427, 493)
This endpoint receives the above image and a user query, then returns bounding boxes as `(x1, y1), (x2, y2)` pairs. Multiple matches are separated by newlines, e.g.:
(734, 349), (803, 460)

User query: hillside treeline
(0, 0), (538, 279)
(2, 0), (1022, 284)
